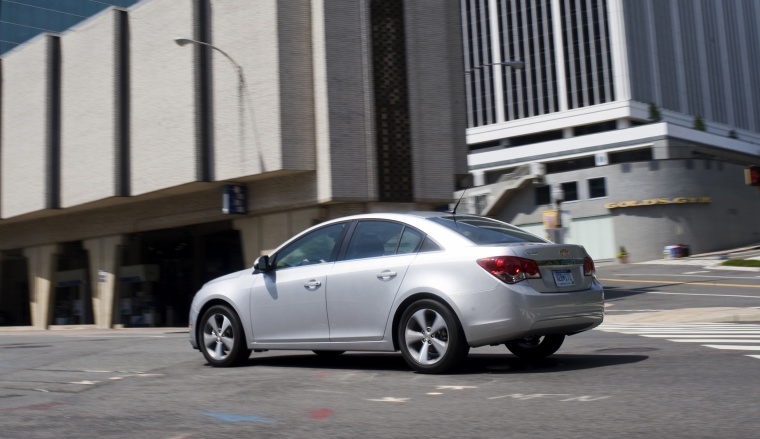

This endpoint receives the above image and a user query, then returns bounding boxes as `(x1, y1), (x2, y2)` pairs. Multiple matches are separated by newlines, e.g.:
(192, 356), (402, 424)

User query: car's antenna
(448, 189), (467, 215)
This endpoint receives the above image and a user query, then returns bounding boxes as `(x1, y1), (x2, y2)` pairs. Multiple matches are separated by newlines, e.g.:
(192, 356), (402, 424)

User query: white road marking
(367, 397), (409, 403)
(637, 291), (760, 299)
(683, 271), (710, 274)
(669, 339), (760, 343)
(597, 323), (760, 359)
(703, 345), (760, 351)
(436, 385), (477, 390)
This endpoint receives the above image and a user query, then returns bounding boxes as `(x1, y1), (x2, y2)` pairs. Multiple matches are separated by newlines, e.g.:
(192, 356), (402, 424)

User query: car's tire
(398, 299), (469, 374)
(505, 334), (565, 359)
(199, 305), (251, 367)
(313, 350), (345, 357)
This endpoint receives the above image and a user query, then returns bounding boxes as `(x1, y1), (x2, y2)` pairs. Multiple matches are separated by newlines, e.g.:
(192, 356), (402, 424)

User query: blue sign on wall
(223, 184), (248, 215)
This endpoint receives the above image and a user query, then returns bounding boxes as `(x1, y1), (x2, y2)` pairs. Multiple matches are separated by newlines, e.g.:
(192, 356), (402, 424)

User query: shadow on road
(231, 351), (649, 375)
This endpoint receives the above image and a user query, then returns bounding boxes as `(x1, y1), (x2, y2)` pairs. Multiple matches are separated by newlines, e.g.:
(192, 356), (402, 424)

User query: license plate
(552, 269), (575, 287)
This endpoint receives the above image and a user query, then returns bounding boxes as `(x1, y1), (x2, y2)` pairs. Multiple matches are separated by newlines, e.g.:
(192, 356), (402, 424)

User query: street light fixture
(174, 37), (243, 78)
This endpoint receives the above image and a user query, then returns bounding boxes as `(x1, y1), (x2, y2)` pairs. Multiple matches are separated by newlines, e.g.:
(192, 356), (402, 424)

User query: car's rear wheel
(313, 350), (345, 357)
(199, 305), (251, 367)
(505, 334), (565, 359)
(398, 299), (469, 374)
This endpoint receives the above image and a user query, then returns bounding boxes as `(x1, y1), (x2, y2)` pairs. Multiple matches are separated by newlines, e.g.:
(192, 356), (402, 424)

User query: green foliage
(647, 103), (662, 123)
(721, 259), (760, 268)
(693, 115), (706, 131)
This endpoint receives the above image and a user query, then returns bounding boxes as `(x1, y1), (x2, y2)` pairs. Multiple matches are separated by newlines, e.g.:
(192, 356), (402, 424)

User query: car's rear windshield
(429, 216), (547, 245)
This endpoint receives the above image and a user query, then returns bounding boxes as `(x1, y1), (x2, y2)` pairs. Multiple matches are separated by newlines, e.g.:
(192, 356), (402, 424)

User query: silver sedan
(188, 212), (604, 373)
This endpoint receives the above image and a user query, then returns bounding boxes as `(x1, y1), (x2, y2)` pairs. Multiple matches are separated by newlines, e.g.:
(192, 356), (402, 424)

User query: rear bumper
(453, 279), (604, 347)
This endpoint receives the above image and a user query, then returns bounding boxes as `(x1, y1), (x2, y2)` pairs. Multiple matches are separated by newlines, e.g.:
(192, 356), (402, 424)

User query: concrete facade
(0, 0), (467, 328)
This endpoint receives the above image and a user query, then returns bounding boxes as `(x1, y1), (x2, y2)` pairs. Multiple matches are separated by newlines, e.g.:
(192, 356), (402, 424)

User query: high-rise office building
(459, 0), (760, 261)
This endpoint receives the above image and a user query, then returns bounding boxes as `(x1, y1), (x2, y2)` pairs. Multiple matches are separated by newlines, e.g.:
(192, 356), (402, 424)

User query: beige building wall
(211, 0), (316, 180)
(61, 10), (119, 208)
(405, 0), (468, 201)
(0, 36), (51, 218)
(130, 0), (197, 196)
(313, 0), (376, 202)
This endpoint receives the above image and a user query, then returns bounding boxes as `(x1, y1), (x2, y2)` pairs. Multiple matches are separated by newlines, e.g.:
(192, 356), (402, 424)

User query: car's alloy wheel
(505, 334), (565, 359)
(398, 299), (468, 374)
(199, 305), (250, 367)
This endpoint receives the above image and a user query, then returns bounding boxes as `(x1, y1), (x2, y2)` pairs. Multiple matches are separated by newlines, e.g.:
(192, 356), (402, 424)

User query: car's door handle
(377, 270), (397, 281)
(304, 280), (322, 290)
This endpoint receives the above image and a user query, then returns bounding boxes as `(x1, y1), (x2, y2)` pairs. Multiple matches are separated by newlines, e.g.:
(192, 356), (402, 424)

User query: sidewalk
(604, 307), (760, 324)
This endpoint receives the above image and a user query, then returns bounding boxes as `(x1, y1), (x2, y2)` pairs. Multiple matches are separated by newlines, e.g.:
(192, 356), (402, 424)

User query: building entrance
(118, 222), (244, 327)
(0, 250), (31, 326)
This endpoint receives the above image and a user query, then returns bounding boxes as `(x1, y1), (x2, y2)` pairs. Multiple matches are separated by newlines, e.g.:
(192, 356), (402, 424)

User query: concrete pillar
(563, 127), (574, 138)
(233, 217), (262, 269)
(83, 236), (125, 329)
(617, 118), (632, 129)
(23, 244), (61, 329)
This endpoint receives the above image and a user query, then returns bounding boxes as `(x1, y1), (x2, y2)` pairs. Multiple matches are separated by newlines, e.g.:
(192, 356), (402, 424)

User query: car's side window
(345, 221), (404, 260)
(275, 223), (347, 269)
(397, 227), (424, 254)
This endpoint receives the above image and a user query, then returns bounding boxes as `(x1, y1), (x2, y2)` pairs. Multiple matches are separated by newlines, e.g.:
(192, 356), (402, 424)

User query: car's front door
(326, 221), (423, 341)
(250, 222), (347, 343)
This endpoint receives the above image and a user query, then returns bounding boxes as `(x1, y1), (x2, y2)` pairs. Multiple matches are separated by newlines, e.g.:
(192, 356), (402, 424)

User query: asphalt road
(2, 260), (760, 438)
(598, 258), (760, 314)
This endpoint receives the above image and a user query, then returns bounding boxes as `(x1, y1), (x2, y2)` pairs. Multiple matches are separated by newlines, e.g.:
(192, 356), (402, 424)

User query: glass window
(345, 221), (404, 260)
(275, 223), (347, 269)
(535, 186), (551, 205)
(397, 228), (424, 254)
(588, 177), (607, 198)
(419, 236), (442, 252)
(430, 216), (546, 245)
(561, 181), (578, 201)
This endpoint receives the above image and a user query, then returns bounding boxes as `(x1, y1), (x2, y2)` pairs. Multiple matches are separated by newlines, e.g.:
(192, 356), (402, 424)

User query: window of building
(573, 120), (618, 136)
(535, 186), (551, 205)
(588, 177), (607, 199)
(609, 148), (653, 164)
(561, 181), (578, 202)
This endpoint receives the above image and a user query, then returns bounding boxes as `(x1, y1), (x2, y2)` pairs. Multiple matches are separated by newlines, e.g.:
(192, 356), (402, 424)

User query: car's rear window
(429, 216), (547, 245)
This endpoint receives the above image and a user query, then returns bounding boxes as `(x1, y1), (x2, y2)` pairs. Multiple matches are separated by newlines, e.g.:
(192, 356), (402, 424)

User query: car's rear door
(325, 221), (422, 341)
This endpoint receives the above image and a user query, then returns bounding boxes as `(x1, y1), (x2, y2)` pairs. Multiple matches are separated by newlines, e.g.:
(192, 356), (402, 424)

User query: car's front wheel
(505, 334), (565, 359)
(398, 299), (469, 374)
(199, 305), (251, 367)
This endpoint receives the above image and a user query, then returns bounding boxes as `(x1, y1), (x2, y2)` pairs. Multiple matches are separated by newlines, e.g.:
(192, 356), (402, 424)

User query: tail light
(583, 256), (596, 276)
(477, 256), (541, 284)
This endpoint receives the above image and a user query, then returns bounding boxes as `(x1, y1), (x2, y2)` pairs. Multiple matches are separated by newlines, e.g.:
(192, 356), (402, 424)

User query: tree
(648, 103), (662, 123)
(693, 115), (706, 131)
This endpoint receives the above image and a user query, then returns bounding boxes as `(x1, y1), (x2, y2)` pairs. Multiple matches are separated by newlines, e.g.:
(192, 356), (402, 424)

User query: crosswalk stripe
(702, 345), (760, 351)
(669, 339), (760, 343)
(596, 322), (760, 359)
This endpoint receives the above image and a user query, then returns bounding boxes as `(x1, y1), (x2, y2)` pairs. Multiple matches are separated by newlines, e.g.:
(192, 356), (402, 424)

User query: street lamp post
(174, 37), (244, 80)
(175, 37), (252, 166)
(465, 60), (524, 124)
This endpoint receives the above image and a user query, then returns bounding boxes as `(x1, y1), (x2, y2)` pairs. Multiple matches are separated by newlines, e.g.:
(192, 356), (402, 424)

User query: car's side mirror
(253, 255), (271, 273)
